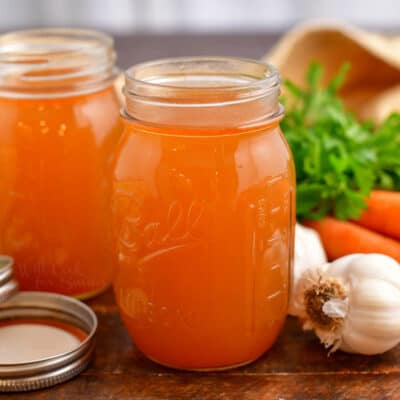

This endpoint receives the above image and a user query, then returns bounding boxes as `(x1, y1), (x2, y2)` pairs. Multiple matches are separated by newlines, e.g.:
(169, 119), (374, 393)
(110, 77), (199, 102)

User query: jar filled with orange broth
(112, 57), (295, 370)
(0, 29), (122, 298)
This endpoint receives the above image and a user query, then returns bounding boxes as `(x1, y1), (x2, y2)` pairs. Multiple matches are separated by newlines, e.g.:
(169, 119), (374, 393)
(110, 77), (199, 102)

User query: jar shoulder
(113, 125), (294, 180)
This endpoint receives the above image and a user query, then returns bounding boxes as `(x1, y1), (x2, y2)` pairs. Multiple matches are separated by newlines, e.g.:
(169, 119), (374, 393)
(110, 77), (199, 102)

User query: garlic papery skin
(289, 223), (327, 316)
(295, 253), (400, 355)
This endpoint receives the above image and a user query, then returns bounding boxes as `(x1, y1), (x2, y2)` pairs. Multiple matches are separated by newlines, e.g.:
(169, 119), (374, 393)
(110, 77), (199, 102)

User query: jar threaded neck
(0, 28), (117, 98)
(123, 57), (282, 128)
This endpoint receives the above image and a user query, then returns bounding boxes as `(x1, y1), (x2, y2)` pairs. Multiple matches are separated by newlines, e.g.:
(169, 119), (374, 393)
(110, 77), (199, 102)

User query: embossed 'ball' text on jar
(112, 57), (295, 370)
(0, 29), (122, 298)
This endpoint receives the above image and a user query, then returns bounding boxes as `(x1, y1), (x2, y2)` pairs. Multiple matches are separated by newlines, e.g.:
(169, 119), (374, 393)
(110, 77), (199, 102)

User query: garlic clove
(339, 327), (400, 355)
(330, 253), (400, 288)
(324, 253), (361, 277)
(348, 314), (400, 339)
(351, 278), (400, 308)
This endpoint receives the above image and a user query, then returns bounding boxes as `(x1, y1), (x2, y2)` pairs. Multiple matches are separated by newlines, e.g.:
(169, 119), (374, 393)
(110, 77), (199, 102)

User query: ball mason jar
(112, 57), (295, 370)
(0, 29), (122, 298)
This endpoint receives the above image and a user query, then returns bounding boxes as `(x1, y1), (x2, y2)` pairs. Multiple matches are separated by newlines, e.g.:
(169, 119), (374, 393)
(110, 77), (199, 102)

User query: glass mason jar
(112, 57), (295, 370)
(0, 29), (122, 298)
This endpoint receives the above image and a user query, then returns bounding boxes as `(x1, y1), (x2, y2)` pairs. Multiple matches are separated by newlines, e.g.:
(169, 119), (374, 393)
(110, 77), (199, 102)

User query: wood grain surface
(3, 287), (399, 400)
(3, 34), (400, 400)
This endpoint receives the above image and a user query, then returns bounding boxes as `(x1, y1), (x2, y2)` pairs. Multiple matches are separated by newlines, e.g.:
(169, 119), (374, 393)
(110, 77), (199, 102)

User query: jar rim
(0, 28), (117, 98)
(125, 56), (280, 94)
(0, 28), (114, 55)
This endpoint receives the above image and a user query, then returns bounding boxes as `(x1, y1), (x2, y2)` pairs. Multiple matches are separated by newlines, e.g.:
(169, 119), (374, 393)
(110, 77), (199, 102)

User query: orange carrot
(353, 190), (400, 241)
(304, 217), (400, 262)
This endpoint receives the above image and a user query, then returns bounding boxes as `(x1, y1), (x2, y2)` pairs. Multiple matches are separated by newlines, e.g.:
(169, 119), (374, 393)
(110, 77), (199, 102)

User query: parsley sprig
(281, 63), (400, 221)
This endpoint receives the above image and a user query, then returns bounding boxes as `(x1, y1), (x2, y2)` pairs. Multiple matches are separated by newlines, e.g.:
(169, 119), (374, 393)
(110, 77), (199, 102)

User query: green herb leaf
(281, 63), (400, 221)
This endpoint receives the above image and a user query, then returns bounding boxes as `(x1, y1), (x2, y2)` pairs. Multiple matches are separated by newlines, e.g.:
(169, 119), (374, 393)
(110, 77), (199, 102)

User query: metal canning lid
(0, 257), (98, 392)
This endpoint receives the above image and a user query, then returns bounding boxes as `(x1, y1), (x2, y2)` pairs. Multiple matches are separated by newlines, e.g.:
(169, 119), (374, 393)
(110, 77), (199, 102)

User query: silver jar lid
(0, 256), (98, 392)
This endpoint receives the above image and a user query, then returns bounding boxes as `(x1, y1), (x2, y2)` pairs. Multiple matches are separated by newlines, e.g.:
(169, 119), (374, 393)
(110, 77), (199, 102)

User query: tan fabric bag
(264, 22), (400, 123)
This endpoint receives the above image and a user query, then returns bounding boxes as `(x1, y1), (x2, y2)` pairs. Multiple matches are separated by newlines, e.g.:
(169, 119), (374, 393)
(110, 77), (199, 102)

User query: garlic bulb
(294, 253), (400, 355)
(290, 223), (327, 315)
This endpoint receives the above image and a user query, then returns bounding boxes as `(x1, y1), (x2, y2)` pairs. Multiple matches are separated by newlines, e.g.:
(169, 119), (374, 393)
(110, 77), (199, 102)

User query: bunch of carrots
(305, 191), (400, 262)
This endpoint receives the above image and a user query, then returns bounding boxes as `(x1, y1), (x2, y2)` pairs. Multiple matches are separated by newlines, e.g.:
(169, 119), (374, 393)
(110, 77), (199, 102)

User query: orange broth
(0, 87), (121, 297)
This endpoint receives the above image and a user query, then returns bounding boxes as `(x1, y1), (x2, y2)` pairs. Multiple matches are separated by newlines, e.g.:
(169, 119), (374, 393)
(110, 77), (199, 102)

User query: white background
(0, 0), (398, 33)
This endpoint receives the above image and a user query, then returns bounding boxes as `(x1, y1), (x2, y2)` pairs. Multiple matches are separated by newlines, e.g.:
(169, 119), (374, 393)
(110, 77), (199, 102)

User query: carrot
(353, 190), (400, 241)
(304, 217), (400, 263)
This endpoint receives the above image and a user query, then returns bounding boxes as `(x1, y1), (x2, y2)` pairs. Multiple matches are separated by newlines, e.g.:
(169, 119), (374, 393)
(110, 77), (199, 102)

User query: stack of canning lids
(0, 255), (98, 392)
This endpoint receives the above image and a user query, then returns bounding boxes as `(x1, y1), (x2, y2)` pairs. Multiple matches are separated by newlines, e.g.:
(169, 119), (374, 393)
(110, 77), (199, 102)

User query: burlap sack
(264, 21), (400, 123)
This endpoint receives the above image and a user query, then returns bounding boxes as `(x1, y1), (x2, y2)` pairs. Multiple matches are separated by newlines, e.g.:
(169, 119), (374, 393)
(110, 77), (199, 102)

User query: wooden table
(5, 289), (400, 399)
(4, 34), (400, 399)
